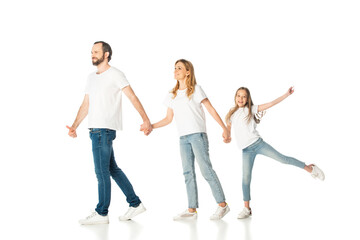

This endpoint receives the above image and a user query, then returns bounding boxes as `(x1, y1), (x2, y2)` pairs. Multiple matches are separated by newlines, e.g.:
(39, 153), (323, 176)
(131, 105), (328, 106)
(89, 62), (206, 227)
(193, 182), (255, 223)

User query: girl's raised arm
(258, 87), (294, 112)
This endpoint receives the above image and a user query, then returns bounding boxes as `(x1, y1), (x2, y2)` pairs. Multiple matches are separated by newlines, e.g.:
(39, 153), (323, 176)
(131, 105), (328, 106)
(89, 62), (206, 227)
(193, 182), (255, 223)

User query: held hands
(140, 120), (153, 136)
(66, 125), (77, 138)
(222, 129), (231, 143)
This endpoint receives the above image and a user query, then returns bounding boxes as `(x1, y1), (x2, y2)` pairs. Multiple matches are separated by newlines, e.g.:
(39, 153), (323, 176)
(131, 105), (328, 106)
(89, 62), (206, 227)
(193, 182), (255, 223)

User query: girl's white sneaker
(237, 207), (252, 219)
(210, 204), (230, 220)
(311, 165), (325, 181)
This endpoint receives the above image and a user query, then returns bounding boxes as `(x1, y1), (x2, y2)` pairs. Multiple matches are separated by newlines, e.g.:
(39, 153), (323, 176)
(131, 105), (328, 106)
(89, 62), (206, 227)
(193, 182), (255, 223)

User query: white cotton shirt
(230, 105), (261, 149)
(85, 67), (130, 131)
(164, 85), (207, 136)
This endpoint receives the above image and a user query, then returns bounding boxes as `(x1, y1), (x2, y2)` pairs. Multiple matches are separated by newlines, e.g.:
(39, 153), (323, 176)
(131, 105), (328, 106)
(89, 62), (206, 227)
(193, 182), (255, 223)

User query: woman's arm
(258, 87), (294, 112)
(202, 98), (231, 143)
(152, 107), (174, 129)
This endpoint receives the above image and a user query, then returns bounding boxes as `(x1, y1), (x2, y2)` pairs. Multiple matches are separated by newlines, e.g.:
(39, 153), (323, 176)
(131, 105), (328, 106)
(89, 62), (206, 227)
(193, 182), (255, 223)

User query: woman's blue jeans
(89, 128), (141, 216)
(242, 138), (306, 201)
(179, 132), (226, 208)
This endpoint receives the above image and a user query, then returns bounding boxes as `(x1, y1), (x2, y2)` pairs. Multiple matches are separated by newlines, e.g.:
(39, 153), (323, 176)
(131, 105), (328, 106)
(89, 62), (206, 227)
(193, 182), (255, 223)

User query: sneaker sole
(79, 220), (109, 225)
(173, 215), (197, 221)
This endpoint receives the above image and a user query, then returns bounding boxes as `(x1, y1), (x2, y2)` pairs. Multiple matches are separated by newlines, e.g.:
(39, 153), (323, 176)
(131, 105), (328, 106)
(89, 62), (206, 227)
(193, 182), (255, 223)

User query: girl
(152, 59), (230, 220)
(225, 87), (324, 219)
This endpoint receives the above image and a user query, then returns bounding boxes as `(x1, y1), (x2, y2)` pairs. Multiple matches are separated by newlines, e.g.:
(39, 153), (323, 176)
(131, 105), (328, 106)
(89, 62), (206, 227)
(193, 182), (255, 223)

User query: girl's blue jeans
(242, 138), (306, 201)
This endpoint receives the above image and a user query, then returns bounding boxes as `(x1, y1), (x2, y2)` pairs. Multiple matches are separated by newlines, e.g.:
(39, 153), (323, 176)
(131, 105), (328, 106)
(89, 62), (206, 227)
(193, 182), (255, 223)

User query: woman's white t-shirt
(164, 85), (207, 136)
(85, 67), (130, 131)
(230, 105), (261, 149)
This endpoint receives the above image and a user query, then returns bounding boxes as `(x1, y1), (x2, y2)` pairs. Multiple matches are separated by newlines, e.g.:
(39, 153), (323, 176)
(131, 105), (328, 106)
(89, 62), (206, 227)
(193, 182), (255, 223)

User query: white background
(1, 0), (359, 239)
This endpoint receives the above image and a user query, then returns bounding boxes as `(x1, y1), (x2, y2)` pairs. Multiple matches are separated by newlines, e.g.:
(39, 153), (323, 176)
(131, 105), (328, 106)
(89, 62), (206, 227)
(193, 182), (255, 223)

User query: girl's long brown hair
(171, 59), (197, 99)
(225, 87), (261, 125)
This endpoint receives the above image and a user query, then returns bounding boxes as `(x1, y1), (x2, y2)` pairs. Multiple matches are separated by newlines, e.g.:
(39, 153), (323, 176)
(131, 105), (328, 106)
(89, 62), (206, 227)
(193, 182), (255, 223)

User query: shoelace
(124, 207), (136, 216)
(214, 206), (226, 215)
(86, 212), (97, 219)
(241, 208), (250, 215)
(180, 210), (195, 217)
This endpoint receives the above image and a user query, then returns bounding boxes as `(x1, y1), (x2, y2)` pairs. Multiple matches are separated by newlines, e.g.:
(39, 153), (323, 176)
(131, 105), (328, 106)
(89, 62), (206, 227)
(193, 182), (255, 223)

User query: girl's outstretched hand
(288, 86), (295, 95)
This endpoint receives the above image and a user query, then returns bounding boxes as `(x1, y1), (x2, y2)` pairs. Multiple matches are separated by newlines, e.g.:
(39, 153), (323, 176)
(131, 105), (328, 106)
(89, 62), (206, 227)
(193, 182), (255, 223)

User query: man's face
(91, 43), (105, 66)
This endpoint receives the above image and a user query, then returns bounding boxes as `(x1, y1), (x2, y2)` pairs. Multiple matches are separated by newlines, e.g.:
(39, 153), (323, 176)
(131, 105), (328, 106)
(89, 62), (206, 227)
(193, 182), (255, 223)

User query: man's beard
(92, 54), (105, 66)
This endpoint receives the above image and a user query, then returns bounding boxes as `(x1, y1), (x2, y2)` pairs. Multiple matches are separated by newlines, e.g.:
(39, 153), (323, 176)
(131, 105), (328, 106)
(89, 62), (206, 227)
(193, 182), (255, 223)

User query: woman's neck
(178, 79), (187, 90)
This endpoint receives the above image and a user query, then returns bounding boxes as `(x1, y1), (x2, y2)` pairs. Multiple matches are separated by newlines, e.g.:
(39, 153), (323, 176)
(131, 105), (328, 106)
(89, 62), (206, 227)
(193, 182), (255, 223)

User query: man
(67, 41), (152, 225)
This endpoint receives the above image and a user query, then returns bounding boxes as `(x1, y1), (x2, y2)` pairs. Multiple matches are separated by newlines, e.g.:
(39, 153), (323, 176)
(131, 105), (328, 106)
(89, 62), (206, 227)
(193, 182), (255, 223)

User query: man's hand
(140, 121), (153, 136)
(66, 125), (77, 138)
(222, 129), (231, 143)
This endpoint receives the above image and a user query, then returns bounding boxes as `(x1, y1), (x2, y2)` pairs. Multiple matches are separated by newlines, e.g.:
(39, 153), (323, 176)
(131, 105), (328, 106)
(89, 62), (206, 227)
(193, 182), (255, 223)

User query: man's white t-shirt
(85, 67), (130, 131)
(230, 105), (261, 149)
(164, 85), (207, 136)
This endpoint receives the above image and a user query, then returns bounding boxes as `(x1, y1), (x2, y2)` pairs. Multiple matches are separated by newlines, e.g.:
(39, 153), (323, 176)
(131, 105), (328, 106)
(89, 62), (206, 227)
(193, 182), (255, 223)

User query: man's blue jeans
(242, 138), (306, 201)
(179, 132), (226, 208)
(89, 128), (141, 216)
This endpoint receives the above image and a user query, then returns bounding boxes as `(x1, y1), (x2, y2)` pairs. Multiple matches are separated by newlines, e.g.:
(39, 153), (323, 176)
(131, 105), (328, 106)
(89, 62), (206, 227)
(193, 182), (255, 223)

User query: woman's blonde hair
(171, 59), (197, 99)
(225, 87), (262, 125)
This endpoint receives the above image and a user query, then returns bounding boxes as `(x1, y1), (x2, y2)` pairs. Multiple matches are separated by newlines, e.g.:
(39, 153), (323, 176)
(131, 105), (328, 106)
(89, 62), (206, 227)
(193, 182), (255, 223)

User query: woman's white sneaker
(79, 212), (109, 225)
(210, 204), (230, 220)
(311, 165), (325, 181)
(173, 210), (197, 220)
(237, 207), (252, 219)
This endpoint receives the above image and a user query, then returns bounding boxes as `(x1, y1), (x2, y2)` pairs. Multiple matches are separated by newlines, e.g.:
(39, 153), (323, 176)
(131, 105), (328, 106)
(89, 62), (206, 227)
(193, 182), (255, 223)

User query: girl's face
(174, 62), (189, 81)
(236, 90), (248, 107)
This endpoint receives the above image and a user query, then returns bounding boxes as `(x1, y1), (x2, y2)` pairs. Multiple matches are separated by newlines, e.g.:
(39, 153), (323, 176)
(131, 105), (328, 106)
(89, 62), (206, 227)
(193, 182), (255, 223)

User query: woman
(152, 59), (230, 220)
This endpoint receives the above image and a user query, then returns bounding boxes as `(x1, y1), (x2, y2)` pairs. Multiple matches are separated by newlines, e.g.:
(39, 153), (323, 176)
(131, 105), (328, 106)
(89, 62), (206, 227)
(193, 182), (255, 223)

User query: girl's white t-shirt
(85, 67), (130, 131)
(164, 85), (207, 136)
(230, 105), (261, 149)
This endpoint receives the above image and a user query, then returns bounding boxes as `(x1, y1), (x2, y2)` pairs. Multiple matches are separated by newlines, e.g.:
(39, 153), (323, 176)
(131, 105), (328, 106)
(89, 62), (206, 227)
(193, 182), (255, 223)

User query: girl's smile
(236, 90), (248, 107)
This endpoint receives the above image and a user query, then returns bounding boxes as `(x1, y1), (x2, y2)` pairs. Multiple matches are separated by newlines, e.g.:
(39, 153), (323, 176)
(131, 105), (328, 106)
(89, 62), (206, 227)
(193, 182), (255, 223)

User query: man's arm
(122, 85), (152, 135)
(66, 94), (89, 138)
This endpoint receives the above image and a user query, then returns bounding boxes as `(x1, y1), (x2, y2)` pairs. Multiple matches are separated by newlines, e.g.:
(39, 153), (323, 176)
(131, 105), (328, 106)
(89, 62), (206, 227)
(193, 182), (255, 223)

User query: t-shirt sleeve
(252, 105), (259, 114)
(84, 76), (90, 94)
(117, 71), (130, 89)
(163, 93), (173, 109)
(193, 85), (207, 103)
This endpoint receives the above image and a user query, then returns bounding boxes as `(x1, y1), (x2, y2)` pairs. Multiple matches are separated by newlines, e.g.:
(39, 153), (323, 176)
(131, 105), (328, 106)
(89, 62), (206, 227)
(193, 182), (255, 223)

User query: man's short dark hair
(94, 41), (112, 62)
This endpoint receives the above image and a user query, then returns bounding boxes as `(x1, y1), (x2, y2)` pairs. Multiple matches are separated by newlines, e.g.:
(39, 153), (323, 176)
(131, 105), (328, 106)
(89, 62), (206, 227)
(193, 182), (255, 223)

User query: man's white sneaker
(237, 207), (252, 219)
(210, 204), (230, 220)
(311, 165), (325, 181)
(119, 203), (146, 221)
(79, 212), (109, 225)
(173, 210), (197, 220)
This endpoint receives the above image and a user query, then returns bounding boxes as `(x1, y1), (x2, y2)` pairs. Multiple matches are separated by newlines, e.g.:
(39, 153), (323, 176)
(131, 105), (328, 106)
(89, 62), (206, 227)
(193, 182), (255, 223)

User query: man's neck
(96, 62), (111, 74)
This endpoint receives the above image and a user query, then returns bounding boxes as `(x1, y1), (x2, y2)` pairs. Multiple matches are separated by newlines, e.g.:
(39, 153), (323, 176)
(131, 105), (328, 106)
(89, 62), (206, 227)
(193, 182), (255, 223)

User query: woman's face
(174, 62), (189, 81)
(236, 90), (248, 107)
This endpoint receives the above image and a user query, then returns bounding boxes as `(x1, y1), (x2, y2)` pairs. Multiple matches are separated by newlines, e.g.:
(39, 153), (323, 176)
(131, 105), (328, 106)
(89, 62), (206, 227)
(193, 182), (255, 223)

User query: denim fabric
(179, 132), (226, 208)
(89, 128), (141, 216)
(242, 138), (306, 201)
